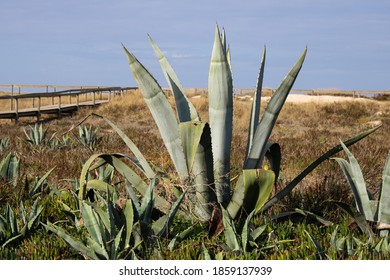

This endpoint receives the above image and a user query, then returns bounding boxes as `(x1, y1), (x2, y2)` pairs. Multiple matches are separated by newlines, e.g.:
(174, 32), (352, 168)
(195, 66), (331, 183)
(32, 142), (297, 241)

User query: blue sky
(1, 0), (389, 90)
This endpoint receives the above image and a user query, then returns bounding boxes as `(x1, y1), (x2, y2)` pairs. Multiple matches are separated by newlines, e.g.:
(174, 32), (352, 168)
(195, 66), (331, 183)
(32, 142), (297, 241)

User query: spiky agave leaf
(208, 24), (233, 205)
(227, 169), (275, 220)
(79, 153), (172, 215)
(179, 121), (207, 172)
(378, 152), (390, 223)
(123, 45), (189, 182)
(43, 222), (99, 260)
(0, 153), (20, 186)
(191, 123), (215, 221)
(221, 206), (241, 252)
(91, 113), (155, 179)
(152, 189), (188, 237)
(245, 48), (307, 169)
(148, 35), (199, 122)
(81, 203), (105, 247)
(262, 125), (380, 212)
(123, 200), (134, 248)
(245, 47), (266, 162)
(333, 141), (374, 221)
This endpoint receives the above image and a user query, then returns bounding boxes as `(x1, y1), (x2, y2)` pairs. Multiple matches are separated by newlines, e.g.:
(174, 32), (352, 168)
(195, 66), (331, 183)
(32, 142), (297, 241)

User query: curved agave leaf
(227, 169), (275, 219)
(304, 230), (325, 260)
(86, 179), (115, 194)
(79, 153), (147, 201)
(334, 141), (373, 221)
(148, 35), (199, 122)
(0, 153), (20, 186)
(86, 236), (109, 260)
(179, 121), (207, 172)
(43, 222), (98, 260)
(79, 153), (172, 215)
(245, 47), (266, 162)
(208, 24), (233, 205)
(262, 125), (380, 212)
(140, 177), (156, 224)
(123, 45), (189, 182)
(330, 200), (374, 238)
(152, 189), (188, 237)
(245, 48), (307, 169)
(191, 123), (215, 221)
(123, 200), (134, 248)
(241, 210), (255, 253)
(221, 206), (240, 252)
(91, 113), (155, 179)
(378, 152), (390, 223)
(82, 203), (105, 247)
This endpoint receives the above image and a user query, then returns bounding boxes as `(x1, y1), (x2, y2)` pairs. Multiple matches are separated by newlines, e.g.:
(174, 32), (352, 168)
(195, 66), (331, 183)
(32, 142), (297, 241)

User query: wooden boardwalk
(0, 86), (134, 123)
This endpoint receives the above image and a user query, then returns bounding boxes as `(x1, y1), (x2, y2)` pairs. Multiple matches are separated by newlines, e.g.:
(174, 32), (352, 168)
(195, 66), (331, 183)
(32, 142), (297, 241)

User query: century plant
(0, 153), (20, 186)
(45, 181), (186, 259)
(0, 138), (9, 152)
(78, 124), (100, 151)
(332, 142), (390, 236)
(77, 25), (378, 227)
(44, 192), (136, 260)
(121, 25), (304, 221)
(119, 24), (378, 222)
(0, 198), (43, 248)
(24, 123), (50, 146)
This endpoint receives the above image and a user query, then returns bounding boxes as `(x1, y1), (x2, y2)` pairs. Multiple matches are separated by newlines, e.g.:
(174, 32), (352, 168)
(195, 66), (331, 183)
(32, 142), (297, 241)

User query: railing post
(11, 85), (14, 110)
(52, 88), (56, 105)
(37, 96), (41, 122)
(93, 91), (96, 105)
(58, 95), (62, 118)
(15, 98), (19, 124)
(77, 91), (80, 107)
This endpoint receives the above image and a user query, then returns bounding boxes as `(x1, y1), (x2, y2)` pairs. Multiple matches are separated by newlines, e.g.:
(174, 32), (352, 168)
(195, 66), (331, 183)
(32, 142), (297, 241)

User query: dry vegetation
(1, 90), (389, 219)
(1, 89), (390, 260)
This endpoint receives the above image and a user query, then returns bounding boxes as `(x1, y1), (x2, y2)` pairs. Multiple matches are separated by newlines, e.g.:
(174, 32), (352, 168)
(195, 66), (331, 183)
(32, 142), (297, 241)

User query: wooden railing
(0, 86), (134, 122)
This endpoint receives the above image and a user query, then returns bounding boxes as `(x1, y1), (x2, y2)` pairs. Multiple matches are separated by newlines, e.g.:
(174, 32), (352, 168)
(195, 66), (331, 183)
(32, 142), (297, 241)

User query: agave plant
(45, 180), (186, 259)
(0, 153), (20, 186)
(0, 138), (9, 152)
(121, 25), (306, 221)
(78, 124), (100, 151)
(44, 196), (136, 260)
(24, 123), (49, 146)
(332, 142), (390, 236)
(220, 207), (267, 254)
(0, 198), (43, 248)
(77, 25), (377, 227)
(120, 24), (378, 222)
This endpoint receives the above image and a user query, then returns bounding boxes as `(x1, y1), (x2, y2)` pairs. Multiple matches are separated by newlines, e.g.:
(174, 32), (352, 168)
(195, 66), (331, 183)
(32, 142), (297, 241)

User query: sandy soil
(193, 93), (371, 104)
(281, 94), (358, 103)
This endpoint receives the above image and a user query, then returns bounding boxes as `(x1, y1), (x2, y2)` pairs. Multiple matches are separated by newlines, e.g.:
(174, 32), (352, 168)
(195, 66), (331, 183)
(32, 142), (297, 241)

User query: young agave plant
(0, 198), (43, 248)
(0, 153), (20, 186)
(332, 142), (390, 236)
(24, 123), (48, 146)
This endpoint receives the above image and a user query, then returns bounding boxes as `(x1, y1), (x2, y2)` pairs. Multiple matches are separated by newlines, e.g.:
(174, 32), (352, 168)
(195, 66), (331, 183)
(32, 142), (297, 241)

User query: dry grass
(1, 90), (389, 217)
